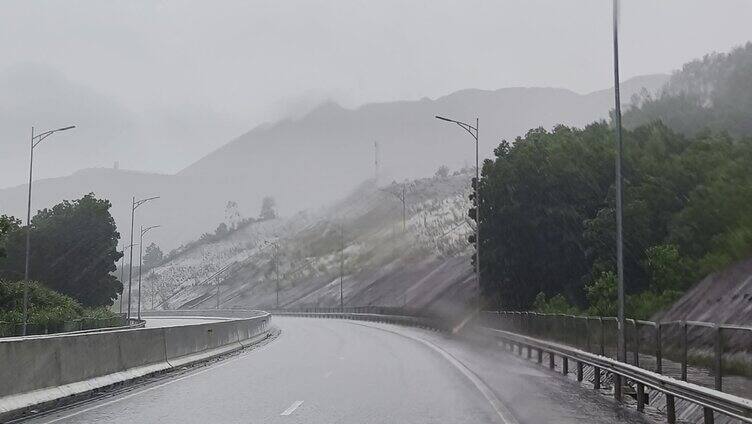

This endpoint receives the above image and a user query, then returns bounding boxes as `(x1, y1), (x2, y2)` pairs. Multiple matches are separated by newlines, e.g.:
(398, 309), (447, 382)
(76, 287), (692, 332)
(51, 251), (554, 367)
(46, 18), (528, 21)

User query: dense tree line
(625, 43), (752, 139)
(477, 122), (752, 317)
(477, 43), (752, 318)
(0, 194), (122, 307)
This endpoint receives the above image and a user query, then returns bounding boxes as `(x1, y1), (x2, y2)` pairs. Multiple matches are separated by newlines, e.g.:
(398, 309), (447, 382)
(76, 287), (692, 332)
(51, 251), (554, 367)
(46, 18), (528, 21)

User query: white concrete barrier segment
(0, 310), (270, 421)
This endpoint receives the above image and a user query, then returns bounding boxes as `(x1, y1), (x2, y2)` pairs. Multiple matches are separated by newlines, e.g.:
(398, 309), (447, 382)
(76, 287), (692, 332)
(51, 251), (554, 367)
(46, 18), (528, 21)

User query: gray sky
(1, 0), (751, 189)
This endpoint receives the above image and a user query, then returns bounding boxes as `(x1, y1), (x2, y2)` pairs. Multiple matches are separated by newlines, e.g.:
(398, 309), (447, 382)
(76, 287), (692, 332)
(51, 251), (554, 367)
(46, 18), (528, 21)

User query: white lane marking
(34, 338), (273, 424)
(280, 400), (304, 416)
(324, 371), (333, 379)
(347, 321), (519, 424)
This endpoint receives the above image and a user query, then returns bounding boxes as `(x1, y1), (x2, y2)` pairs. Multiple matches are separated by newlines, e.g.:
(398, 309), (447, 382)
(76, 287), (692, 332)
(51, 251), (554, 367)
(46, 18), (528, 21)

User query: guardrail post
(562, 356), (568, 375)
(598, 317), (605, 356)
(632, 320), (639, 367)
(681, 321), (688, 382)
(666, 394), (676, 424)
(567, 315), (574, 347)
(714, 325), (723, 391)
(585, 318), (592, 352)
(576, 361), (583, 382)
(655, 322), (663, 374)
(549, 352), (555, 370)
(614, 374), (622, 401)
(537, 348), (543, 364)
(527, 344), (532, 359)
(593, 366), (601, 389)
(703, 408), (714, 424)
(636, 383), (645, 412)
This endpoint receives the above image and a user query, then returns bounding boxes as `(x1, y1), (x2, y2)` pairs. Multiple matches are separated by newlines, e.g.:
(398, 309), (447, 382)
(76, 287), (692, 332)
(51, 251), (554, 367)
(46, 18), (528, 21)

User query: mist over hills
(181, 74), (668, 211)
(0, 74), (667, 250)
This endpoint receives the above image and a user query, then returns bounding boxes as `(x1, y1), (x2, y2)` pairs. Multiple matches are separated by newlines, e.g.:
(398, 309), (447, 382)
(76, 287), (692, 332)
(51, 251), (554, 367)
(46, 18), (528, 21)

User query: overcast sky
(1, 0), (751, 189)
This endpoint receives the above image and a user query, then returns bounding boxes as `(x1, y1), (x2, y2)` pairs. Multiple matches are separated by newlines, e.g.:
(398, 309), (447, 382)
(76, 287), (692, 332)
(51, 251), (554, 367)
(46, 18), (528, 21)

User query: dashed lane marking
(280, 400), (304, 416)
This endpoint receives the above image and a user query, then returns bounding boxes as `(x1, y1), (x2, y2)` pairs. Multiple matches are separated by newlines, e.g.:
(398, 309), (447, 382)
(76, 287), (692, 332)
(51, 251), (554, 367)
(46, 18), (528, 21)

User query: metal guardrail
(484, 311), (752, 395)
(478, 324), (752, 424)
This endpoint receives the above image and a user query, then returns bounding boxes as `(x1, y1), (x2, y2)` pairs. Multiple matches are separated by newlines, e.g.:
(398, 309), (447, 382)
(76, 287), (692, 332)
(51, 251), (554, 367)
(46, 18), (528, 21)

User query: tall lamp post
(127, 196), (159, 319)
(137, 225), (160, 319)
(611, 0), (626, 362)
(121, 242), (138, 316)
(380, 183), (407, 232)
(119, 240), (126, 314)
(264, 240), (280, 308)
(22, 125), (76, 335)
(611, 0), (627, 399)
(435, 115), (480, 307)
(339, 223), (344, 311)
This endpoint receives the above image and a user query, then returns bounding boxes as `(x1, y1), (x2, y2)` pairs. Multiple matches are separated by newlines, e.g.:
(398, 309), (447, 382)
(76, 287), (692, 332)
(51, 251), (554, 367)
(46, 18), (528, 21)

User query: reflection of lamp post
(138, 225), (160, 319)
(22, 125), (76, 336)
(127, 196), (159, 319)
(435, 115), (480, 307)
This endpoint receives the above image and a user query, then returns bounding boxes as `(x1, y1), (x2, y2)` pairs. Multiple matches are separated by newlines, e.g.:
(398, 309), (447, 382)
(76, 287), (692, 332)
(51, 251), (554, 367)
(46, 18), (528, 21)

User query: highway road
(22, 317), (652, 424)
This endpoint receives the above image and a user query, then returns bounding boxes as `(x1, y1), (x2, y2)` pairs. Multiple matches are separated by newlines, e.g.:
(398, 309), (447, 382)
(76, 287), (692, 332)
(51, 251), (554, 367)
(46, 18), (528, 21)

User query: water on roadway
(22, 317), (653, 424)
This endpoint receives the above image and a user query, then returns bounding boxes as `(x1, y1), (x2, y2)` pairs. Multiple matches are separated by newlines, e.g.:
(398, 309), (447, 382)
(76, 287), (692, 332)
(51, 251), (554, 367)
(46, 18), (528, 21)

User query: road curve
(21, 317), (650, 424)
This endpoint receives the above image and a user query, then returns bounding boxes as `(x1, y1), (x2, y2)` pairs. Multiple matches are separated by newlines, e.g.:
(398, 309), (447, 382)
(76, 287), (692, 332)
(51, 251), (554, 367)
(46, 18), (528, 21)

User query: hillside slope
(142, 171), (477, 315)
(656, 258), (752, 325)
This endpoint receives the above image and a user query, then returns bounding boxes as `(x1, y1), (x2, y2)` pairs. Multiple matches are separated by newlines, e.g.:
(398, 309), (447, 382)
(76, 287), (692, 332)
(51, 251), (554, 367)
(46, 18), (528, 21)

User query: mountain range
(0, 74), (668, 251)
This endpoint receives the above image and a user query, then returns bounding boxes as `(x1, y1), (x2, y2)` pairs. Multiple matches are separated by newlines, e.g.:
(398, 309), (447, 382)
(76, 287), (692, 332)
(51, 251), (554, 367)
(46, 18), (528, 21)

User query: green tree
(625, 43), (752, 139)
(259, 196), (277, 220)
(479, 124), (614, 309)
(0, 194), (123, 306)
(643, 244), (688, 293)
(532, 292), (578, 314)
(585, 271), (617, 316)
(142, 242), (164, 269)
(0, 215), (21, 260)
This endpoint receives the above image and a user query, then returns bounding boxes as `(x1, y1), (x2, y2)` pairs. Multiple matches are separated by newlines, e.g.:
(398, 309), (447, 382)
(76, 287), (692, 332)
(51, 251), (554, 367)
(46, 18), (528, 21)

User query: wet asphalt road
(23, 317), (651, 424)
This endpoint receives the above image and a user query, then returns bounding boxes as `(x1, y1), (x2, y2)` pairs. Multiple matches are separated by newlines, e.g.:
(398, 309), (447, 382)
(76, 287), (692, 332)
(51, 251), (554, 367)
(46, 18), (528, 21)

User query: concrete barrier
(0, 311), (270, 421)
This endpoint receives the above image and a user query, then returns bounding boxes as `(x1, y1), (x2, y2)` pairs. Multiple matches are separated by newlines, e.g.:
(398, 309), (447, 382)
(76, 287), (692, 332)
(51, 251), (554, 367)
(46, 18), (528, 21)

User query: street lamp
(435, 115), (480, 308)
(127, 196), (159, 319)
(22, 125), (76, 335)
(339, 224), (344, 311)
(121, 242), (138, 317)
(119, 240), (126, 314)
(264, 240), (280, 309)
(611, 0), (627, 398)
(380, 183), (407, 232)
(137, 225), (160, 319)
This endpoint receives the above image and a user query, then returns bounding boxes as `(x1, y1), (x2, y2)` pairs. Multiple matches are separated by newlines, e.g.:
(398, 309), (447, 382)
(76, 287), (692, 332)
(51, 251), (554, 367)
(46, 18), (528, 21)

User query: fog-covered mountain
(0, 74), (667, 250)
(0, 63), (243, 188)
(180, 74), (668, 214)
